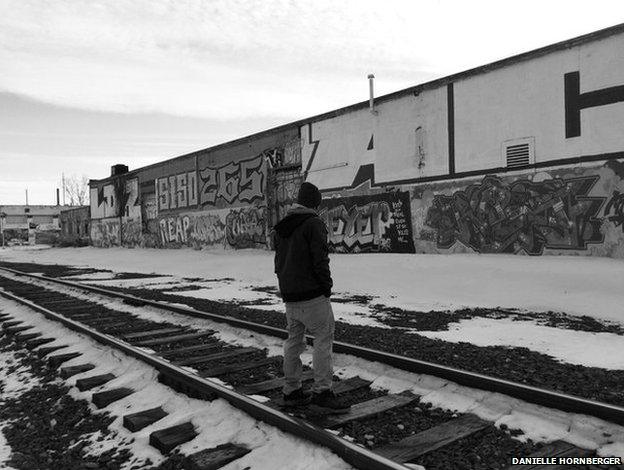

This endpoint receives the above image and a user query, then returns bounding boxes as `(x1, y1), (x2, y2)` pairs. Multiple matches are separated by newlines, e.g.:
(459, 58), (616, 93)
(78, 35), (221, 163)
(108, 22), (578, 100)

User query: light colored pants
(283, 295), (335, 395)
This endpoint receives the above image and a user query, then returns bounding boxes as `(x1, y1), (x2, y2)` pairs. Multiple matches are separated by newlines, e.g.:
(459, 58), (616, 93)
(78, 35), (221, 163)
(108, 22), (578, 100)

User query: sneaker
(310, 390), (351, 414)
(283, 388), (312, 406)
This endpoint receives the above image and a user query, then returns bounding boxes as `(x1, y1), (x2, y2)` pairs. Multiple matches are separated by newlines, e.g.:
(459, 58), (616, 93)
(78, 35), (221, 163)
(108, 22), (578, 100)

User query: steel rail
(2, 267), (624, 427)
(0, 286), (409, 470)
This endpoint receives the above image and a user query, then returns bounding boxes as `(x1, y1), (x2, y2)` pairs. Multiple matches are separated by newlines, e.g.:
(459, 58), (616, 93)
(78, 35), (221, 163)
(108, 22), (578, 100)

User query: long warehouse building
(89, 23), (624, 258)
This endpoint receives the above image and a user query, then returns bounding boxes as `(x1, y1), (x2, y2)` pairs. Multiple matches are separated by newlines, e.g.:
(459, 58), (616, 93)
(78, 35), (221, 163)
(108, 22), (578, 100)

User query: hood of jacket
(273, 204), (318, 238)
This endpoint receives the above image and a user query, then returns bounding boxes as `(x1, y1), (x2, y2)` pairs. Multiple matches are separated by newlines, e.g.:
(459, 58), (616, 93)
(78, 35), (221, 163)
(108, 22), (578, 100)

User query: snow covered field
(1, 246), (623, 371)
(2, 246), (623, 323)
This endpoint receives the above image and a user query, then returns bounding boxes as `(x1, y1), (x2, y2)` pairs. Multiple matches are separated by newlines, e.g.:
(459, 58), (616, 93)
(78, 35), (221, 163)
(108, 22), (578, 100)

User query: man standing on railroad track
(272, 182), (350, 413)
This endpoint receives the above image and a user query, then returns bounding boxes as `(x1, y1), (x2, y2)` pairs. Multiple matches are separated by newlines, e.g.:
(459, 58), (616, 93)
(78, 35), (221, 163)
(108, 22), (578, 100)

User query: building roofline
(91, 21), (624, 185)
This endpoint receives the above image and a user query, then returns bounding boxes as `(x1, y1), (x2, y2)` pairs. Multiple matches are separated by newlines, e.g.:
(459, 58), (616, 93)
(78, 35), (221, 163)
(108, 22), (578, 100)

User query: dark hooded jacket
(272, 205), (333, 302)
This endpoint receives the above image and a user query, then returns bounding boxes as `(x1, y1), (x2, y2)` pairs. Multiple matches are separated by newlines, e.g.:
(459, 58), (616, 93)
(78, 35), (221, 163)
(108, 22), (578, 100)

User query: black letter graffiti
(199, 153), (267, 206)
(199, 167), (217, 205)
(604, 190), (624, 230)
(565, 71), (624, 138)
(239, 156), (265, 203)
(318, 192), (415, 253)
(425, 175), (606, 255)
(217, 162), (240, 204)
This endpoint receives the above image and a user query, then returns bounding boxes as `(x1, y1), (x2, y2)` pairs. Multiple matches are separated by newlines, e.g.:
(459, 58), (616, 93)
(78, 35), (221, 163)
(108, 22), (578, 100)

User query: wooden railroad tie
(322, 393), (419, 428)
(133, 331), (215, 347)
(198, 356), (278, 378)
(49, 351), (82, 368)
(123, 407), (168, 432)
(38, 298), (80, 306)
(60, 363), (96, 379)
(76, 373), (116, 391)
(185, 443), (251, 470)
(92, 387), (134, 408)
(332, 377), (373, 395)
(238, 370), (316, 395)
(376, 414), (490, 463)
(15, 331), (41, 342)
(160, 343), (220, 359)
(149, 422), (197, 454)
(123, 327), (189, 341)
(37, 345), (68, 357)
(4, 325), (34, 334)
(25, 337), (55, 349)
(157, 372), (217, 401)
(173, 347), (257, 367)
(123, 297), (147, 307)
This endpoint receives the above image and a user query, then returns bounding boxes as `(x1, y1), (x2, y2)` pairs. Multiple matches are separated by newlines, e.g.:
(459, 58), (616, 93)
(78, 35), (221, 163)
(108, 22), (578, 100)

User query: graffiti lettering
(156, 171), (198, 211)
(604, 190), (624, 230)
(216, 163), (240, 204)
(319, 192), (415, 253)
(157, 206), (266, 248)
(159, 216), (191, 244)
(225, 207), (266, 248)
(425, 175), (605, 255)
(263, 148), (284, 168)
(193, 214), (226, 245)
(199, 154), (267, 206)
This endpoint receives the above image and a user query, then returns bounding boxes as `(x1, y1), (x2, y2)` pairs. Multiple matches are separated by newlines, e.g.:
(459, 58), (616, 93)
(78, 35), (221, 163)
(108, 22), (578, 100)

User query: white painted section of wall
(301, 111), (375, 190)
(300, 87), (449, 190)
(454, 33), (624, 172)
(90, 178), (139, 220)
(301, 31), (624, 188)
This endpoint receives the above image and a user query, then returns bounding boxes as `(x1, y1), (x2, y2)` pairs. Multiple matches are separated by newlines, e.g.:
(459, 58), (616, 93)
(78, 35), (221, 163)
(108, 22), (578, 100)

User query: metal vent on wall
(503, 138), (534, 169)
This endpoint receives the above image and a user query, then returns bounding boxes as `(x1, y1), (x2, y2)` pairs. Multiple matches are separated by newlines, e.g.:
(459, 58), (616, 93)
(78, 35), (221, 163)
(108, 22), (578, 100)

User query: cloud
(1, 0), (623, 120)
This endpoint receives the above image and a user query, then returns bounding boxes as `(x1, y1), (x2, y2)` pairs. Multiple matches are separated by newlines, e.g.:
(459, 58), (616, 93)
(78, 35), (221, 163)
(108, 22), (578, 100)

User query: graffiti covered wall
(156, 205), (267, 249)
(413, 160), (624, 257)
(319, 191), (415, 253)
(90, 177), (141, 247)
(87, 128), (299, 250)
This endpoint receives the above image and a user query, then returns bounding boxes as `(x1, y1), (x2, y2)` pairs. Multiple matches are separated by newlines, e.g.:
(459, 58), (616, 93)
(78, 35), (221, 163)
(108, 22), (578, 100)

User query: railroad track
(0, 267), (621, 470)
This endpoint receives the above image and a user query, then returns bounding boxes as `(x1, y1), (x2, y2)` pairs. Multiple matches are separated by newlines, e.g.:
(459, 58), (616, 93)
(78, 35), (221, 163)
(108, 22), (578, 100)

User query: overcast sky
(2, 0), (624, 204)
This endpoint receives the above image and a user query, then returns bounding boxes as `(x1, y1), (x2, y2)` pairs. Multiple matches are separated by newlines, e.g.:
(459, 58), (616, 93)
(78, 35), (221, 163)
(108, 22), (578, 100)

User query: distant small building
(59, 206), (91, 246)
(0, 205), (74, 245)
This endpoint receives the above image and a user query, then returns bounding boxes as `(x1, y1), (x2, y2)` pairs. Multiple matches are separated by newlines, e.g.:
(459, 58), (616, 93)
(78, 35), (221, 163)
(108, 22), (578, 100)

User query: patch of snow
(0, 426), (16, 469)
(164, 283), (270, 303)
(85, 276), (180, 288)
(61, 272), (116, 280)
(598, 441), (624, 459)
(417, 317), (624, 369)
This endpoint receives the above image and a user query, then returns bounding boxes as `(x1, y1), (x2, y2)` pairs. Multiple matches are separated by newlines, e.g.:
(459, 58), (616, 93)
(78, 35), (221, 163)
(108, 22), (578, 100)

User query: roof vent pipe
(368, 74), (375, 113)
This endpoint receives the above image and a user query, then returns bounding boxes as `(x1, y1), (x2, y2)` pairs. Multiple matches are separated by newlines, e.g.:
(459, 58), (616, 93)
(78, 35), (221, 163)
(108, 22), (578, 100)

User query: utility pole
(62, 173), (66, 205)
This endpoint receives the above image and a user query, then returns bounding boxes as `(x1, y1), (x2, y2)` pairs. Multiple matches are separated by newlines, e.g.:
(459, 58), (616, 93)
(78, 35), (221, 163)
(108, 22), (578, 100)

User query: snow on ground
(164, 283), (271, 303)
(0, 350), (31, 470)
(0, 428), (15, 470)
(2, 246), (623, 325)
(1, 246), (622, 370)
(0, 296), (353, 470)
(418, 317), (624, 370)
(2, 271), (623, 459)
